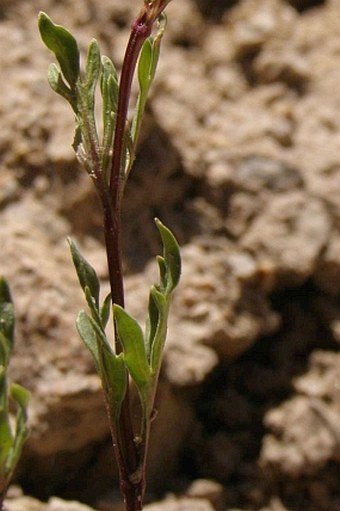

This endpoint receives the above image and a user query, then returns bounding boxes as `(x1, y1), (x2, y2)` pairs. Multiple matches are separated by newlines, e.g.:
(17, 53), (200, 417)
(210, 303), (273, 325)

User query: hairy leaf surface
(38, 12), (80, 88)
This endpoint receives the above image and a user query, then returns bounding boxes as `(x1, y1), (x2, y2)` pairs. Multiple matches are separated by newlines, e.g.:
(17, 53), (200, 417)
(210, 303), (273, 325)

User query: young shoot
(38, 2), (181, 510)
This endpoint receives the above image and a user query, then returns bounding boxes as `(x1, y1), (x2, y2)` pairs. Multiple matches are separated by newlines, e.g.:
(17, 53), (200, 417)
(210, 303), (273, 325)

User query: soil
(1, 0), (340, 510)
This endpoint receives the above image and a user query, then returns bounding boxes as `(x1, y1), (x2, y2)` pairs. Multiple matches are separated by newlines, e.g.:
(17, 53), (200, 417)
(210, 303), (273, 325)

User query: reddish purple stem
(104, 4), (168, 511)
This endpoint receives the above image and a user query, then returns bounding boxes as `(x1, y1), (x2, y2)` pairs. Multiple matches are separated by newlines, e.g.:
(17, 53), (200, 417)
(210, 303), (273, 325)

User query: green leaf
(76, 310), (115, 377)
(0, 421), (12, 472)
(85, 40), (101, 88)
(10, 384), (30, 412)
(100, 56), (119, 178)
(100, 293), (112, 330)
(123, 125), (135, 176)
(138, 14), (165, 98)
(0, 278), (15, 352)
(0, 366), (7, 405)
(4, 384), (30, 482)
(68, 238), (100, 308)
(47, 63), (77, 113)
(155, 218), (181, 294)
(100, 350), (127, 417)
(0, 332), (11, 368)
(138, 38), (153, 94)
(76, 311), (101, 373)
(84, 39), (101, 111)
(0, 305), (14, 349)
(84, 287), (102, 327)
(131, 42), (152, 152)
(113, 305), (151, 390)
(76, 312), (127, 418)
(72, 123), (82, 154)
(144, 288), (158, 360)
(100, 56), (119, 115)
(0, 280), (29, 489)
(131, 15), (166, 151)
(147, 286), (169, 373)
(156, 255), (167, 291)
(38, 12), (80, 89)
(144, 219), (181, 373)
(101, 56), (119, 87)
(0, 283), (19, 471)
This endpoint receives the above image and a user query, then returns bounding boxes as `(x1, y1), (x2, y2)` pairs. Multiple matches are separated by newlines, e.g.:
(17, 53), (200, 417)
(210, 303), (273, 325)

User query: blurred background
(1, 1), (340, 510)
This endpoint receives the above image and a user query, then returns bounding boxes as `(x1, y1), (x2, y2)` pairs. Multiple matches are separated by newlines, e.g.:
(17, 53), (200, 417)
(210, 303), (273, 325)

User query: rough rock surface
(1, 0), (340, 510)
(5, 494), (215, 511)
(5, 494), (96, 511)
(145, 497), (215, 511)
(261, 350), (340, 476)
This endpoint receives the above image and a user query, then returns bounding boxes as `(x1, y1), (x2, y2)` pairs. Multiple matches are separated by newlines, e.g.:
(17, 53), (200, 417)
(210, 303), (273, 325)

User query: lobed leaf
(38, 12), (80, 89)
(47, 63), (77, 113)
